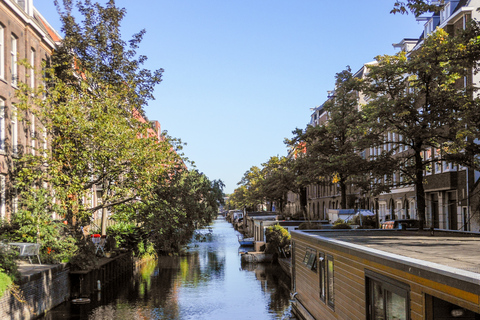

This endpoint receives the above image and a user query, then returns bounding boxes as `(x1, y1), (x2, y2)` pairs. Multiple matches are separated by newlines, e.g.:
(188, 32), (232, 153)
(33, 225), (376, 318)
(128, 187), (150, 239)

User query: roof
(294, 229), (480, 276)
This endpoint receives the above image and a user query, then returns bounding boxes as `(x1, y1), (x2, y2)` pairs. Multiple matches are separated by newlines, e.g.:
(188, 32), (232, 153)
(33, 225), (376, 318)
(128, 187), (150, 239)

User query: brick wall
(0, 264), (70, 320)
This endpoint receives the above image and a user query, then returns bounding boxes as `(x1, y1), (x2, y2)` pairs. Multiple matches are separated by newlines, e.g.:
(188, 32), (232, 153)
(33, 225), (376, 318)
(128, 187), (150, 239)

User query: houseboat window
(303, 248), (317, 272)
(319, 252), (326, 302)
(327, 255), (334, 309)
(425, 294), (480, 319)
(366, 270), (409, 320)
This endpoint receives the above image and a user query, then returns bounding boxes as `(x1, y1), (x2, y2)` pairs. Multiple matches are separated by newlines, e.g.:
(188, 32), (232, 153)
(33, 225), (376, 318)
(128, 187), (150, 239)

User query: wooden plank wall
(292, 234), (480, 320)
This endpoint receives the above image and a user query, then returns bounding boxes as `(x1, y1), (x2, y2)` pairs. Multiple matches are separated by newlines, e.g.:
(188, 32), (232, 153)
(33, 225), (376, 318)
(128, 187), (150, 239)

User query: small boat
(238, 235), (254, 246)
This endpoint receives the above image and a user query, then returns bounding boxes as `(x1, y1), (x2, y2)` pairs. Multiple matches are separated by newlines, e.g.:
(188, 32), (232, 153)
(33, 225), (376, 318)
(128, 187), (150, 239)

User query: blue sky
(34, 1), (424, 194)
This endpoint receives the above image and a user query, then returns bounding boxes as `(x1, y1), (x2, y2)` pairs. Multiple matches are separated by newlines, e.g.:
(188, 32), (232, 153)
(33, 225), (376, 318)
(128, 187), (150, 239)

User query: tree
(289, 67), (386, 210)
(391, 0), (444, 17)
(53, 0), (163, 110)
(15, 73), (176, 230)
(132, 168), (225, 254)
(363, 25), (480, 228)
(260, 156), (294, 213)
(237, 165), (266, 211)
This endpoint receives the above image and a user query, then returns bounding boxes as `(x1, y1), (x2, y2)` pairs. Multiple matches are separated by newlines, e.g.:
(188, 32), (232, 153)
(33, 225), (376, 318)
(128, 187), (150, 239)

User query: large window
(11, 34), (17, 86)
(30, 113), (35, 155)
(327, 255), (334, 309)
(303, 247), (317, 272)
(366, 270), (409, 320)
(0, 24), (4, 79)
(319, 252), (326, 302)
(30, 48), (35, 88)
(0, 98), (4, 152)
(11, 105), (17, 155)
(319, 252), (334, 309)
(0, 175), (5, 219)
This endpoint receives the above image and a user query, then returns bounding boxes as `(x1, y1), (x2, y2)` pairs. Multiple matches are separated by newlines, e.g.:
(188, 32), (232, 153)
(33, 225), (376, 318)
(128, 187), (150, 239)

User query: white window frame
(0, 175), (5, 219)
(11, 34), (17, 86)
(0, 24), (4, 80)
(42, 126), (47, 156)
(0, 99), (4, 152)
(31, 113), (35, 155)
(12, 105), (17, 155)
(30, 48), (35, 88)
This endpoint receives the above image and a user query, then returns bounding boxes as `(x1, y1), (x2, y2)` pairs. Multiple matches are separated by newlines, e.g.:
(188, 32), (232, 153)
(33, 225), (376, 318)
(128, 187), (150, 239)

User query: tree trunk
(340, 179), (347, 209)
(300, 187), (308, 220)
(414, 150), (426, 230)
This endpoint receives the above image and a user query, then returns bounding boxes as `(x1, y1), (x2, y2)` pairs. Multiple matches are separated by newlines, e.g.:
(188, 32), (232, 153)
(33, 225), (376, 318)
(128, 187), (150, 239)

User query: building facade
(0, 0), (60, 220)
(302, 0), (480, 231)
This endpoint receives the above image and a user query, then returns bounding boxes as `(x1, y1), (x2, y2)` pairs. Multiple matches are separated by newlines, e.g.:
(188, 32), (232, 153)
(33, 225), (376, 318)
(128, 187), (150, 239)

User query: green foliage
(0, 272), (13, 297)
(54, 0), (163, 109)
(352, 215), (377, 229)
(0, 245), (20, 283)
(332, 219), (351, 230)
(363, 25), (480, 225)
(265, 224), (291, 256)
(122, 169), (224, 255)
(68, 237), (98, 271)
(288, 67), (382, 209)
(107, 221), (148, 256)
(0, 189), (77, 264)
(391, 0), (444, 17)
(298, 222), (323, 230)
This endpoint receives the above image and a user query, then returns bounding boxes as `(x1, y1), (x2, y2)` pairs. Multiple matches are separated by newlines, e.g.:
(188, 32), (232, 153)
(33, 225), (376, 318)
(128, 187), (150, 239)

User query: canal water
(41, 216), (295, 320)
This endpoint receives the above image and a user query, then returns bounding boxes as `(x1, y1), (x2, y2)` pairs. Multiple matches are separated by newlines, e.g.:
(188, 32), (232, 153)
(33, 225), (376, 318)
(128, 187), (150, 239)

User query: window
(366, 270), (409, 320)
(42, 126), (47, 156)
(11, 34), (17, 86)
(425, 148), (432, 175)
(30, 48), (35, 88)
(15, 0), (27, 11)
(0, 98), (4, 152)
(440, 2), (451, 23)
(30, 113), (35, 155)
(319, 252), (334, 308)
(303, 247), (317, 271)
(0, 24), (4, 79)
(12, 105), (17, 154)
(319, 252), (326, 302)
(327, 255), (334, 309)
(12, 193), (18, 215)
(0, 175), (5, 219)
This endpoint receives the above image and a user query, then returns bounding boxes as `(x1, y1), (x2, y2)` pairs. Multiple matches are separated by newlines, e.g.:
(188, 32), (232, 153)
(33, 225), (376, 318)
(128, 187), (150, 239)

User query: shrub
(0, 272), (12, 297)
(332, 218), (351, 230)
(0, 245), (19, 282)
(298, 222), (323, 230)
(265, 225), (291, 257)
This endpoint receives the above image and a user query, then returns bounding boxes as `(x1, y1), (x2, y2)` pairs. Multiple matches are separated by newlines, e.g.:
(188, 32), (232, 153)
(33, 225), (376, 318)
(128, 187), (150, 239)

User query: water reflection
(41, 216), (294, 319)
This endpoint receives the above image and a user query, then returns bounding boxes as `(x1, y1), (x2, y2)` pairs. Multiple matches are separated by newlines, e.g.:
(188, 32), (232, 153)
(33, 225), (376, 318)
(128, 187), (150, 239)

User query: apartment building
(303, 0), (480, 231)
(0, 0), (60, 220)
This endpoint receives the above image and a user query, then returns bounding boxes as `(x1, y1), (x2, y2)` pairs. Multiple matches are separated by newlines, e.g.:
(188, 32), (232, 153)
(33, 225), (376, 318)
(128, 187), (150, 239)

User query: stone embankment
(0, 253), (132, 320)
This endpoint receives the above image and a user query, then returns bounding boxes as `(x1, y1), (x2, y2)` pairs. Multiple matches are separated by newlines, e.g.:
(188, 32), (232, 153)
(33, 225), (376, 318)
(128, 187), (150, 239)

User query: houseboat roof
(292, 229), (480, 290)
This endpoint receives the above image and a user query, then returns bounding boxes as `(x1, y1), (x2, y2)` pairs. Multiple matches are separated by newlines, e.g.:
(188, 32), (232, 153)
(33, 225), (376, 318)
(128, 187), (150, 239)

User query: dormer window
(425, 18), (434, 36)
(440, 2), (451, 23)
(14, 0), (27, 11)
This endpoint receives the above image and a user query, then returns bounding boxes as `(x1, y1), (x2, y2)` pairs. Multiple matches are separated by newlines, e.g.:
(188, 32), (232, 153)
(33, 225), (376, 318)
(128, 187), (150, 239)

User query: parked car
(381, 219), (420, 230)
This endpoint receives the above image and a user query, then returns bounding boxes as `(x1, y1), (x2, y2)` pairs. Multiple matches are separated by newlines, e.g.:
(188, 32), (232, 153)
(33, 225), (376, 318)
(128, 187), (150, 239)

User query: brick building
(0, 0), (60, 220)
(301, 0), (480, 231)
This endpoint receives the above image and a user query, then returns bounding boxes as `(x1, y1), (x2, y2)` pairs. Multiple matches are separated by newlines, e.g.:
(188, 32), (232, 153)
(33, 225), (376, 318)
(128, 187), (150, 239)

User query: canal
(41, 216), (295, 320)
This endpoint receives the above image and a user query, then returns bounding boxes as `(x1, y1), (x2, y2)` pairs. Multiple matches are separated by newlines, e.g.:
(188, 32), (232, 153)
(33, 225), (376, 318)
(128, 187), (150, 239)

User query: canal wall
(0, 264), (70, 320)
(0, 252), (133, 320)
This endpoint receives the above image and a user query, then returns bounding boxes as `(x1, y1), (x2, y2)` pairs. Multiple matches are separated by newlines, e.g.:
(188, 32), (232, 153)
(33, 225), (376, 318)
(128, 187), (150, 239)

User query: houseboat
(290, 229), (480, 319)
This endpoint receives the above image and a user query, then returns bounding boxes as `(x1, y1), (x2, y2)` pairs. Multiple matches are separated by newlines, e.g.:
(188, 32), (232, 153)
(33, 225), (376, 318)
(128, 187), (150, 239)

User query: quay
(0, 253), (132, 320)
